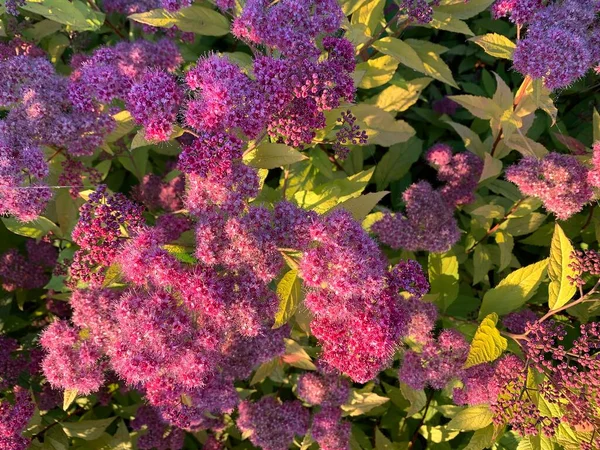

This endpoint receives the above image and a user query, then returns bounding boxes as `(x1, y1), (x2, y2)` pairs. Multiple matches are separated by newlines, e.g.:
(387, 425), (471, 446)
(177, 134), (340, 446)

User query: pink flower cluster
(512, 0), (600, 89)
(373, 144), (482, 253)
(506, 152), (594, 220)
(492, 0), (543, 25)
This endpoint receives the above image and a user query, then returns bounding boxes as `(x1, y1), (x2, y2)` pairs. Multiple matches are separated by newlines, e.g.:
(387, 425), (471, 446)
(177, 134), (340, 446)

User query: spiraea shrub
(0, 0), (600, 449)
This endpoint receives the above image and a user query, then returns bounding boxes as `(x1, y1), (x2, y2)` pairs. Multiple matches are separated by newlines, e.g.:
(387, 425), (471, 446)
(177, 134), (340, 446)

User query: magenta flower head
(506, 152), (593, 220)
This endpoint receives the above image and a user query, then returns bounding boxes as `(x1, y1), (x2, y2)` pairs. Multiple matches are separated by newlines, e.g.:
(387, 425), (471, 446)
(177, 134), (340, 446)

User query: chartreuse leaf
(62, 389), (78, 411)
(464, 313), (507, 368)
(162, 244), (196, 264)
(351, 0), (385, 37)
(443, 120), (487, 158)
(464, 424), (495, 450)
(426, 11), (473, 35)
(129, 5), (229, 35)
(341, 390), (390, 417)
(548, 224), (579, 310)
(448, 95), (502, 120)
(435, 0), (495, 19)
(446, 405), (494, 431)
(428, 252), (459, 311)
(495, 231), (514, 271)
(352, 104), (415, 147)
(469, 33), (516, 59)
(336, 192), (389, 221)
(356, 55), (399, 89)
(371, 37), (425, 73)
(405, 39), (458, 88)
(2, 216), (61, 239)
(273, 270), (302, 328)
(478, 259), (548, 319)
(61, 417), (116, 440)
(20, 0), (105, 31)
(369, 78), (432, 112)
(244, 143), (307, 169)
(473, 245), (493, 285)
(106, 111), (135, 143)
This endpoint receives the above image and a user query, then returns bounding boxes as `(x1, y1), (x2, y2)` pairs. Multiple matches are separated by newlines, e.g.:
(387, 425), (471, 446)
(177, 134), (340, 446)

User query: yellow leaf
(273, 270), (302, 328)
(63, 389), (78, 411)
(129, 5), (229, 36)
(405, 39), (458, 88)
(548, 224), (579, 310)
(368, 78), (432, 112)
(469, 33), (516, 59)
(352, 104), (415, 147)
(448, 95), (503, 120)
(335, 192), (389, 221)
(464, 313), (507, 368)
(372, 37), (425, 73)
(446, 405), (494, 431)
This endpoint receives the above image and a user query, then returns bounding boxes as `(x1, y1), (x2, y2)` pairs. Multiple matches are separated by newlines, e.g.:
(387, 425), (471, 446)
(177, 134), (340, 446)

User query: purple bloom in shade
(58, 157), (102, 199)
(178, 132), (243, 179)
(0, 337), (21, 390)
(513, 27), (592, 90)
(398, 297), (438, 346)
(154, 214), (192, 243)
(296, 372), (350, 406)
(237, 397), (310, 450)
(160, 0), (190, 12)
(388, 260), (430, 299)
(214, 0), (234, 11)
(185, 55), (267, 139)
(311, 407), (351, 450)
(436, 151), (484, 207)
(399, 0), (440, 24)
(232, 0), (342, 55)
(0, 387), (33, 450)
(425, 143), (453, 167)
(588, 141), (600, 188)
(432, 97), (459, 116)
(0, 248), (49, 291)
(127, 69), (183, 142)
(131, 405), (185, 450)
(399, 330), (469, 390)
(453, 363), (501, 406)
(372, 182), (461, 253)
(203, 436), (224, 450)
(134, 173), (185, 212)
(502, 309), (538, 334)
(491, 0), (543, 25)
(40, 320), (105, 394)
(506, 152), (593, 220)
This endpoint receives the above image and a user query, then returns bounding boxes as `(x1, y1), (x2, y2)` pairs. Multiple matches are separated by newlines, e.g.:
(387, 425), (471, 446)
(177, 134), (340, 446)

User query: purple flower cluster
(333, 111), (368, 160)
(373, 145), (482, 253)
(237, 397), (309, 450)
(512, 0), (600, 89)
(133, 173), (185, 212)
(399, 0), (441, 24)
(311, 407), (351, 450)
(506, 152), (594, 220)
(103, 0), (190, 15)
(296, 372), (350, 406)
(0, 387), (34, 450)
(131, 405), (185, 450)
(588, 141), (600, 188)
(0, 239), (56, 291)
(492, 0), (543, 25)
(569, 249), (600, 285)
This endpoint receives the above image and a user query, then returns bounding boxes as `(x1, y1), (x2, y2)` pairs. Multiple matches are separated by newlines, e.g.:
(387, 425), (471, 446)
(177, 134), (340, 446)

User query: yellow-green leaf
(128, 5), (229, 35)
(503, 132), (548, 158)
(426, 11), (473, 35)
(106, 111), (135, 143)
(61, 418), (116, 440)
(429, 252), (459, 311)
(341, 390), (390, 417)
(282, 339), (316, 370)
(336, 192), (389, 221)
(244, 143), (307, 169)
(405, 39), (458, 88)
(448, 95), (502, 120)
(356, 55), (399, 89)
(446, 405), (494, 431)
(373, 137), (422, 190)
(63, 389), (78, 411)
(367, 78), (432, 112)
(469, 33), (516, 59)
(351, 0), (385, 37)
(21, 0), (105, 31)
(435, 0), (495, 19)
(400, 383), (427, 417)
(372, 37), (425, 73)
(443, 119), (487, 158)
(464, 313), (507, 368)
(352, 104), (415, 147)
(2, 216), (60, 239)
(479, 259), (548, 319)
(548, 224), (578, 310)
(473, 244), (493, 285)
(273, 270), (302, 328)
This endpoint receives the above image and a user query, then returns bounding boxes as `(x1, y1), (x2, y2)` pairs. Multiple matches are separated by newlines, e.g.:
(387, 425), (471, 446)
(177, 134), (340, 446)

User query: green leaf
(426, 11), (474, 35)
(464, 425), (495, 450)
(352, 104), (416, 147)
(356, 55), (399, 89)
(250, 358), (281, 385)
(106, 111), (135, 143)
(373, 137), (422, 190)
(448, 95), (502, 120)
(367, 78), (432, 112)
(273, 270), (302, 328)
(464, 313), (508, 368)
(2, 216), (60, 239)
(62, 389), (77, 411)
(282, 339), (316, 370)
(372, 37), (425, 73)
(341, 390), (390, 417)
(469, 33), (516, 60)
(548, 224), (578, 310)
(593, 108), (600, 143)
(61, 418), (116, 440)
(21, 0), (105, 31)
(473, 244), (493, 285)
(435, 0), (495, 19)
(479, 154), (503, 183)
(118, 147), (148, 180)
(336, 192), (389, 221)
(128, 5), (229, 35)
(446, 405), (494, 431)
(244, 143), (307, 169)
(502, 213), (547, 236)
(55, 189), (78, 237)
(503, 132), (548, 158)
(428, 252), (459, 311)
(162, 244), (197, 264)
(374, 428), (395, 450)
(443, 120), (487, 158)
(400, 383), (427, 417)
(479, 259), (548, 319)
(495, 231), (514, 271)
(405, 39), (458, 88)
(102, 263), (122, 288)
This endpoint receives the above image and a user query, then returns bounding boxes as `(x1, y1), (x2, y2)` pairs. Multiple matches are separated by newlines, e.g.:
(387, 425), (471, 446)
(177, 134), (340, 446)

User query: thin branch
(466, 198), (525, 253)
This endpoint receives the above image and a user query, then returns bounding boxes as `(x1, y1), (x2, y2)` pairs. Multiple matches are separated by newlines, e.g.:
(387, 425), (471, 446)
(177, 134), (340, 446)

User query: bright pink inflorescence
(506, 152), (594, 220)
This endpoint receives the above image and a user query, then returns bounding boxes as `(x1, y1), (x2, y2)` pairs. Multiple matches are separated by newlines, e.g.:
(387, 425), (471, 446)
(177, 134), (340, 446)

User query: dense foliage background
(0, 0), (599, 449)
